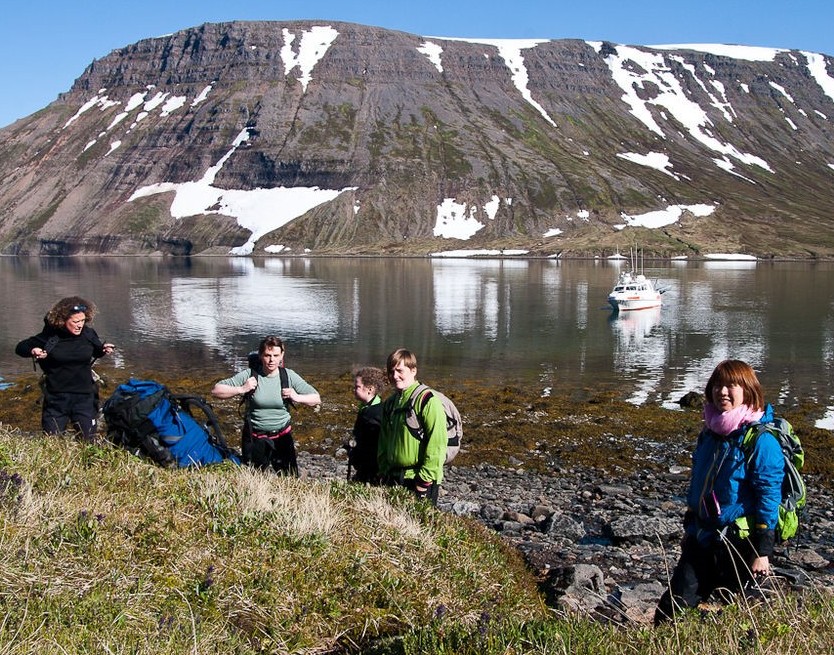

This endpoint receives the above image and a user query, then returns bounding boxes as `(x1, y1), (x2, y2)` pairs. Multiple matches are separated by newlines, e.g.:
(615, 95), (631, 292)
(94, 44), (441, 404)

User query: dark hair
(704, 359), (764, 411)
(46, 296), (96, 329)
(386, 348), (417, 379)
(352, 366), (387, 393)
(258, 335), (285, 355)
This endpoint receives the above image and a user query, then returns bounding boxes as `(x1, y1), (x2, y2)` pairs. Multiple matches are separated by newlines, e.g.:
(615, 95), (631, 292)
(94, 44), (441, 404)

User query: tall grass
(0, 424), (832, 654)
(0, 425), (543, 653)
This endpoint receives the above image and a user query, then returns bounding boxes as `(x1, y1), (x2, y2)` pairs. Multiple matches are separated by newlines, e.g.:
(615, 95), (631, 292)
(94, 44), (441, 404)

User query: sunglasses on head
(71, 304), (88, 313)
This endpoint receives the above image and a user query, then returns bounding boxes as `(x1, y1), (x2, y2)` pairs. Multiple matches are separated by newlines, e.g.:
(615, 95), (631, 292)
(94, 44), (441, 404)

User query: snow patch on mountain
(129, 128), (355, 254)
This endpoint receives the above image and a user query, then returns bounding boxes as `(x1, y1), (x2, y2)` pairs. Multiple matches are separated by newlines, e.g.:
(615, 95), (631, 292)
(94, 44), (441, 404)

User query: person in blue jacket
(655, 359), (784, 623)
(15, 296), (115, 440)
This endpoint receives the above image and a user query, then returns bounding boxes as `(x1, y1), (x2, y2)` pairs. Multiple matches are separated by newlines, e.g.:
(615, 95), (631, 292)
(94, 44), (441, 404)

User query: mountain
(1, 20), (833, 258)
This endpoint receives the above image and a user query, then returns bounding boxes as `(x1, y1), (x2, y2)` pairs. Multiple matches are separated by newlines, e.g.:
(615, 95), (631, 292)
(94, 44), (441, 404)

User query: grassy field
(0, 424), (833, 654)
(1, 369), (834, 653)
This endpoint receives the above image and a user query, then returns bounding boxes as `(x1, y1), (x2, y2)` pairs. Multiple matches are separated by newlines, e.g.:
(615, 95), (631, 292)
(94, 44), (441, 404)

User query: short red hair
(704, 359), (764, 411)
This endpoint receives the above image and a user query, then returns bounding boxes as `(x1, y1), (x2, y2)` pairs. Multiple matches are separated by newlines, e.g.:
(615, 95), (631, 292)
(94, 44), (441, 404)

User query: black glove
(751, 527), (776, 557)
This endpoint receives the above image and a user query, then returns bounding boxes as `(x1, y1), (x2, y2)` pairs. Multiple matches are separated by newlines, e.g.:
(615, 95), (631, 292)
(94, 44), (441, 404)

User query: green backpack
(741, 418), (806, 542)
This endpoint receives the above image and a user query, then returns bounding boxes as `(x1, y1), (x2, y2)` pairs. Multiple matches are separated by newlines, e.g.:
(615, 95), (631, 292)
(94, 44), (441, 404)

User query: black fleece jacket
(15, 321), (106, 395)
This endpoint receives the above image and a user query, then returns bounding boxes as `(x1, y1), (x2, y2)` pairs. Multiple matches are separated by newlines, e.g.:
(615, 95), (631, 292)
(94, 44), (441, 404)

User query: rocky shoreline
(297, 450), (834, 624)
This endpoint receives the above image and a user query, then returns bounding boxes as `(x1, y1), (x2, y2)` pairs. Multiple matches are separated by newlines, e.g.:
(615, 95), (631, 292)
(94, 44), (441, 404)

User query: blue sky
(2, 0), (833, 128)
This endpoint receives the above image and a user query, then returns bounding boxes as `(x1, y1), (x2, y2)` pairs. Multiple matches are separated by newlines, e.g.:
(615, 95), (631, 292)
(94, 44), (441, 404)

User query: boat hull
(608, 295), (662, 311)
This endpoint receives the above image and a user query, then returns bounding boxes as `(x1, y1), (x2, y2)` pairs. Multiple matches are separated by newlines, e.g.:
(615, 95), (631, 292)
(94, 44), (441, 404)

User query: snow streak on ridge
(426, 37), (557, 127)
(593, 42), (772, 174)
(129, 129), (355, 255)
(280, 26), (339, 92)
(804, 52), (834, 104)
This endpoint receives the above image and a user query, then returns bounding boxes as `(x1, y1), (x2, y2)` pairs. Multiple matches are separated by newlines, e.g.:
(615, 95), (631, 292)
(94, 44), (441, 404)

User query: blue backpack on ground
(103, 379), (240, 468)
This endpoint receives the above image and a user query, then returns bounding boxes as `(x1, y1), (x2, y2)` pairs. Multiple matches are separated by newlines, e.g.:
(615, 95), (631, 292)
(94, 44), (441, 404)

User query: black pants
(242, 424), (298, 476)
(410, 478), (440, 506)
(655, 532), (758, 624)
(347, 443), (380, 484)
(42, 391), (98, 441)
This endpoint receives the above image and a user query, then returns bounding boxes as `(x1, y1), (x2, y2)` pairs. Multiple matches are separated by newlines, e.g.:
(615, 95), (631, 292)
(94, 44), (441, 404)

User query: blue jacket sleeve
(748, 430), (783, 555)
(749, 431), (784, 530)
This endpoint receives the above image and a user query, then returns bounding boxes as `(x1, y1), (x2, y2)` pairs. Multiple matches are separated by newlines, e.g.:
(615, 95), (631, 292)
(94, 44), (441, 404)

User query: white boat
(608, 270), (663, 312)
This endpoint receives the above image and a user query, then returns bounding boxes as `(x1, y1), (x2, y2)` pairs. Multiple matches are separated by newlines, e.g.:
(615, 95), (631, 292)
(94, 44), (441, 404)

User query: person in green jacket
(378, 348), (447, 504)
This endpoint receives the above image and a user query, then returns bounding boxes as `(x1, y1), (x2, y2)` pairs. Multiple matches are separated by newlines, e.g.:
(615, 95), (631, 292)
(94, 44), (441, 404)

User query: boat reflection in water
(609, 306), (665, 404)
(609, 306), (662, 342)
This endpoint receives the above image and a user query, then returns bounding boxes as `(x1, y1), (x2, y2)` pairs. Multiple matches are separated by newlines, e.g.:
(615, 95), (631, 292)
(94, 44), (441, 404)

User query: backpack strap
(749, 419), (805, 502)
(240, 363), (295, 410)
(32, 335), (61, 371)
(279, 366), (294, 408)
(43, 335), (60, 353)
(172, 394), (235, 456)
(85, 329), (106, 366)
(405, 384), (432, 440)
(740, 421), (778, 461)
(740, 423), (761, 462)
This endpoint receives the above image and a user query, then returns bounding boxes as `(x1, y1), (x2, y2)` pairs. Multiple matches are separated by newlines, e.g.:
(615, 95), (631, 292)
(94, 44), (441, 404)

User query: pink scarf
(703, 402), (764, 436)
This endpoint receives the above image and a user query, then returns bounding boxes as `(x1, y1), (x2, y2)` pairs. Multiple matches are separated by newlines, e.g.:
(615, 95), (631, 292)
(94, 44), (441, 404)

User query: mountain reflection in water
(0, 256), (832, 429)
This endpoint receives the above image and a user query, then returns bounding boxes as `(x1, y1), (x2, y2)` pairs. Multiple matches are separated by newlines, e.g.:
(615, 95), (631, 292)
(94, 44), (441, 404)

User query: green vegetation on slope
(3, 365), (834, 653)
(1, 424), (834, 654)
(0, 426), (545, 653)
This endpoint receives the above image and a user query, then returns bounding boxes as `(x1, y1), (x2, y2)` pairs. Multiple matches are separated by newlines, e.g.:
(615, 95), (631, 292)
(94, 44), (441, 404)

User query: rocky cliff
(1, 20), (833, 257)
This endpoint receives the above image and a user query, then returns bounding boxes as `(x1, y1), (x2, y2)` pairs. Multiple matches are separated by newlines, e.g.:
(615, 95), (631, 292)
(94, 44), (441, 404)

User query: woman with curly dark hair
(15, 296), (115, 440)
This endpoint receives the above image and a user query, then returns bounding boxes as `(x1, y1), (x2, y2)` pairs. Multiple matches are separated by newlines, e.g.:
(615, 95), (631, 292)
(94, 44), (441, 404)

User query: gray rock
(293, 450), (834, 625)
(499, 520), (525, 534)
(786, 547), (829, 570)
(608, 516), (682, 542)
(544, 514), (587, 541)
(480, 504), (504, 521)
(595, 484), (633, 497)
(530, 504), (553, 521)
(606, 581), (667, 624)
(678, 392), (704, 409)
(449, 500), (481, 516)
(502, 510), (536, 526)
(546, 564), (607, 615)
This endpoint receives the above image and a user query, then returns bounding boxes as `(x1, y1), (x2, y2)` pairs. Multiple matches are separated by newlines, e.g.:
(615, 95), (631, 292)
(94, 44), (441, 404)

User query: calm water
(1, 256), (832, 426)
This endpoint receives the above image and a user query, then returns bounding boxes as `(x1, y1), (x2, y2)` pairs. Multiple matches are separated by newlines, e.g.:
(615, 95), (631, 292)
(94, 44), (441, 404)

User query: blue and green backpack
(741, 418), (806, 542)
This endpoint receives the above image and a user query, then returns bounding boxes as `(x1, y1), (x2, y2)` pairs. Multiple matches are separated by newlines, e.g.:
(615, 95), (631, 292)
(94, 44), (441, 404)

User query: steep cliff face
(1, 20), (833, 257)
